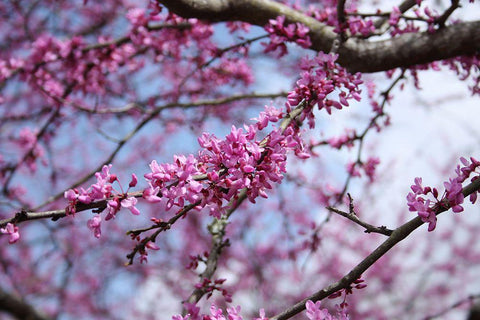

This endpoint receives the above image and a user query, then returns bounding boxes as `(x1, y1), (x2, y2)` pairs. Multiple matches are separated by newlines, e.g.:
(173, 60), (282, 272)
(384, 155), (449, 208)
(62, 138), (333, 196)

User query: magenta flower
(346, 162), (361, 178)
(121, 197), (140, 215)
(444, 178), (464, 212)
(364, 157), (380, 182)
(128, 173), (138, 188)
(305, 300), (348, 320)
(87, 215), (101, 239)
(1, 223), (20, 244)
(406, 156), (480, 231)
(287, 52), (362, 127)
(254, 309), (268, 320)
(263, 16), (312, 57)
(105, 198), (120, 220)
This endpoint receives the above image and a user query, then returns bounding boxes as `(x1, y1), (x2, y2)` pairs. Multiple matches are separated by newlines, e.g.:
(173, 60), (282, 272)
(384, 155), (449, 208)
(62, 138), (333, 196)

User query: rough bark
(158, 0), (480, 72)
(0, 288), (52, 320)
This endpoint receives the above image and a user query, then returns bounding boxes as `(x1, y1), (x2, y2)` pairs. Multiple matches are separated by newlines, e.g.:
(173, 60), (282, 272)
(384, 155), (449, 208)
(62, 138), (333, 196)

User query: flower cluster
(64, 165), (139, 238)
(127, 8), (163, 46)
(138, 241), (160, 264)
(143, 105), (306, 218)
(309, 7), (375, 37)
(328, 278), (367, 309)
(346, 157), (380, 182)
(388, 6), (440, 36)
(406, 177), (441, 231)
(327, 129), (357, 149)
(407, 157), (480, 231)
(143, 155), (203, 209)
(11, 34), (140, 98)
(306, 300), (349, 320)
(263, 16), (312, 57)
(173, 304), (268, 320)
(195, 278), (232, 303)
(442, 55), (480, 96)
(1, 223), (20, 244)
(14, 127), (47, 173)
(201, 57), (254, 87)
(287, 52), (362, 128)
(338, 16), (375, 37)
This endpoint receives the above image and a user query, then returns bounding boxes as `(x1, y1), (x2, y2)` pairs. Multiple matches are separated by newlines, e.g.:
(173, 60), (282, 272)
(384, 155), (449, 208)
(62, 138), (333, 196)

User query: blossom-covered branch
(158, 0), (480, 72)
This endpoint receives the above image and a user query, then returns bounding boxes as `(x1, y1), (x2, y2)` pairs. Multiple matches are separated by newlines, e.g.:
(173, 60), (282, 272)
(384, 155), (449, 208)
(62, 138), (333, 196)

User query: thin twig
(435, 0), (460, 28)
(373, 0), (418, 30)
(81, 22), (192, 52)
(327, 206), (393, 236)
(424, 293), (480, 320)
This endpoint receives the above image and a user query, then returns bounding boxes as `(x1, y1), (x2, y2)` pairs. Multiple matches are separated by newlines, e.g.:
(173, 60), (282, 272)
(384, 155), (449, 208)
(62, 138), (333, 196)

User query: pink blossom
(305, 300), (349, 320)
(410, 177), (425, 194)
(407, 157), (480, 231)
(1, 223), (20, 244)
(254, 309), (268, 320)
(64, 164), (143, 225)
(126, 8), (148, 26)
(363, 157), (380, 182)
(129, 173), (138, 188)
(346, 162), (361, 177)
(210, 304), (226, 320)
(145, 117), (298, 217)
(143, 184), (162, 203)
(263, 16), (312, 57)
(105, 198), (120, 220)
(121, 197), (140, 215)
(328, 129), (357, 149)
(444, 178), (464, 213)
(389, 6), (401, 26)
(15, 127), (46, 173)
(87, 216), (102, 238)
(287, 53), (362, 127)
(90, 164), (115, 200)
(145, 241), (160, 251)
(407, 185), (437, 231)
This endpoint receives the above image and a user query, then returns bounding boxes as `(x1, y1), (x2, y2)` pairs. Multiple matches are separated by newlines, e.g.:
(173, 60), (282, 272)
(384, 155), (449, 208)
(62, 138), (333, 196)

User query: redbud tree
(1, 0), (480, 319)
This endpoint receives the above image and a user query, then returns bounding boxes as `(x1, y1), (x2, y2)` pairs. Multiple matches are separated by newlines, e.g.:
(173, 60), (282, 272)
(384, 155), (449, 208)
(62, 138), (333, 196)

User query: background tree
(0, 0), (480, 319)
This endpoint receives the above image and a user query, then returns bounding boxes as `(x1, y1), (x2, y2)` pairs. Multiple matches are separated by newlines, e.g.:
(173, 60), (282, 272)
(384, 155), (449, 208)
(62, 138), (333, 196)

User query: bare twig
(327, 194), (393, 236)
(424, 293), (480, 319)
(435, 0), (460, 28)
(373, 0), (418, 29)
(81, 22), (191, 52)
(125, 201), (201, 265)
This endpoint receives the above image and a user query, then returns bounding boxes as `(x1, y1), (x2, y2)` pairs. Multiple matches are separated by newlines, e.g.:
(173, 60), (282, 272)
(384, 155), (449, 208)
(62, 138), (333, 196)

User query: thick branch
(0, 288), (52, 320)
(158, 0), (480, 72)
(340, 21), (480, 72)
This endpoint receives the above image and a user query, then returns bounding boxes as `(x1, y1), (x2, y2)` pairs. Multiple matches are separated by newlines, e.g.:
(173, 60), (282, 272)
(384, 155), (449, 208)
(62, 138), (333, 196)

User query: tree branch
(0, 287), (52, 320)
(271, 177), (480, 320)
(158, 0), (480, 72)
(327, 206), (393, 236)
